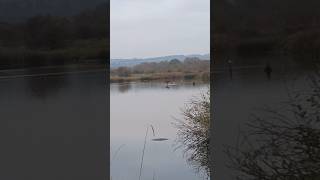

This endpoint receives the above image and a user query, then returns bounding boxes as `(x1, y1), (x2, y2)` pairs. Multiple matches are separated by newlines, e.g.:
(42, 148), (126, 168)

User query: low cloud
(111, 0), (210, 59)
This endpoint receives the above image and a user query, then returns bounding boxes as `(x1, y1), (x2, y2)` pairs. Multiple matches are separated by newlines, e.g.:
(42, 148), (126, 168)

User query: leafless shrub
(226, 71), (320, 180)
(174, 89), (210, 178)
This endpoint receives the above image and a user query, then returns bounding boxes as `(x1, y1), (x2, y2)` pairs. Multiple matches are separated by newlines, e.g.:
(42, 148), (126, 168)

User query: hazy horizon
(111, 53), (210, 60)
(111, 0), (210, 59)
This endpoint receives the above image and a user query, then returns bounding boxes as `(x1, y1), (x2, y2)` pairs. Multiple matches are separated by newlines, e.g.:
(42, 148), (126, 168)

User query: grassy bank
(110, 58), (210, 83)
(110, 71), (210, 83)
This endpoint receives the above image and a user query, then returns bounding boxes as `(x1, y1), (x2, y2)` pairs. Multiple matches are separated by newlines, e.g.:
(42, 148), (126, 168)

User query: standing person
(165, 80), (170, 88)
(264, 63), (272, 80)
(227, 59), (233, 79)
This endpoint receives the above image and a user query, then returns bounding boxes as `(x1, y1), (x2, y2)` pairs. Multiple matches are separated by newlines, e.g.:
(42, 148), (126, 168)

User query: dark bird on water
(152, 138), (169, 141)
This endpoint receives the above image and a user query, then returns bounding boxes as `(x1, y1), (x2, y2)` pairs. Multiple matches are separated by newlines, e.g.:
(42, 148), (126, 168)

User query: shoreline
(0, 63), (106, 79)
(110, 71), (210, 83)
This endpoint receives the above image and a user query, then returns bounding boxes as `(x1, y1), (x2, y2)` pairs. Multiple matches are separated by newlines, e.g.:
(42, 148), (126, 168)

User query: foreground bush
(175, 89), (210, 178)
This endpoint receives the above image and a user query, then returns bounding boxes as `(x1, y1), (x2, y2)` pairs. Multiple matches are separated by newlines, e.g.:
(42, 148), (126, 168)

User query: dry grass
(110, 71), (210, 83)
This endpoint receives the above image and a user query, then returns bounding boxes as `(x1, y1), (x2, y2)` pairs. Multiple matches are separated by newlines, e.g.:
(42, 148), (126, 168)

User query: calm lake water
(1, 56), (314, 180)
(111, 81), (209, 180)
(0, 71), (108, 180)
(212, 56), (315, 180)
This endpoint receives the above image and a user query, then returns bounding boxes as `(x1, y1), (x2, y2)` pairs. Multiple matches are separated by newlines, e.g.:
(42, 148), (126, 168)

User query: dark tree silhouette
(24, 15), (71, 50)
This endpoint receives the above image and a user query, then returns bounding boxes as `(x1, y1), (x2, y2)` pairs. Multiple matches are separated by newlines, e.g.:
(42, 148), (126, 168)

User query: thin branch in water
(138, 124), (156, 180)
(139, 126), (149, 180)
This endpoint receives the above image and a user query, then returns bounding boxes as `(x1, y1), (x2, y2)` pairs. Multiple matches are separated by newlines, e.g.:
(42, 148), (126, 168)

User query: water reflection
(225, 71), (320, 180)
(111, 81), (208, 94)
(117, 83), (132, 93)
(213, 56), (319, 180)
(26, 74), (68, 99)
(111, 81), (208, 180)
(0, 72), (108, 180)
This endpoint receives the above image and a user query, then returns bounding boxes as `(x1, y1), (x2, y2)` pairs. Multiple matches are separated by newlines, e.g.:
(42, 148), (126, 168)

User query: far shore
(110, 71), (210, 83)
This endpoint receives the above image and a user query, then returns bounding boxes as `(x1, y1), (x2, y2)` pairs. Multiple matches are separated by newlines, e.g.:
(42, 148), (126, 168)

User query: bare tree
(174, 89), (210, 178)
(226, 72), (320, 180)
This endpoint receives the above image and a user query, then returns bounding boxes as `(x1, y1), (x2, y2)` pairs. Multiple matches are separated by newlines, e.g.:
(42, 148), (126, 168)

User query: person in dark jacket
(264, 63), (272, 80)
(227, 59), (233, 79)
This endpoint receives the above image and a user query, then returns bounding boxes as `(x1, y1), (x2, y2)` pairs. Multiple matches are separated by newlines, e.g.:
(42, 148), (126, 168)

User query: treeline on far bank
(213, 0), (320, 63)
(110, 58), (210, 83)
(0, 3), (108, 70)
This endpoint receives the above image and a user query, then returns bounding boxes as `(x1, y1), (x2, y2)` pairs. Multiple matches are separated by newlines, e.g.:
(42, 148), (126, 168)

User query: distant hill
(110, 54), (210, 68)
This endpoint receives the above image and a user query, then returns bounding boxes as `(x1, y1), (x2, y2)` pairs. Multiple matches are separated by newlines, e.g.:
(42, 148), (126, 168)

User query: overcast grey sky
(111, 0), (210, 59)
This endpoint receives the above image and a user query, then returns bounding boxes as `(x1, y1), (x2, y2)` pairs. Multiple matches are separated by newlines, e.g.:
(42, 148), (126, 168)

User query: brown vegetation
(110, 58), (210, 83)
(175, 90), (210, 178)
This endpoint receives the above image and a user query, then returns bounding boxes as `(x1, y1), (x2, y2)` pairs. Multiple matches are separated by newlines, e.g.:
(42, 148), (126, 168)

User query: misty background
(111, 0), (210, 59)
(0, 1), (109, 180)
